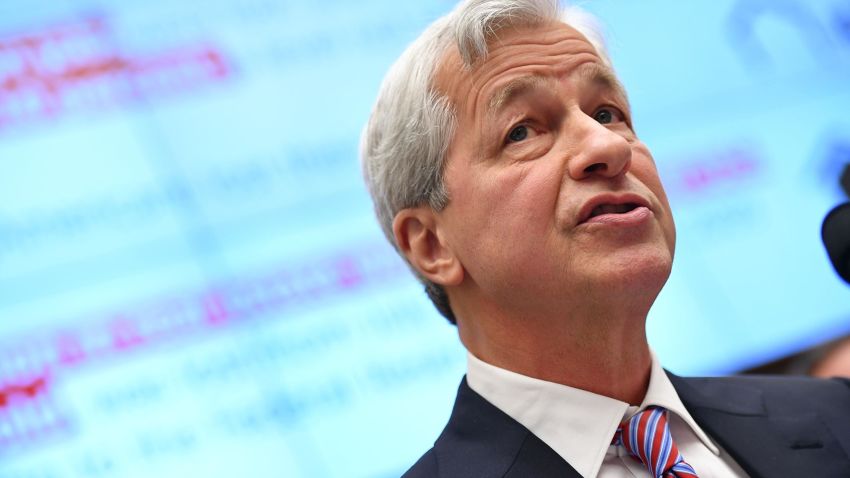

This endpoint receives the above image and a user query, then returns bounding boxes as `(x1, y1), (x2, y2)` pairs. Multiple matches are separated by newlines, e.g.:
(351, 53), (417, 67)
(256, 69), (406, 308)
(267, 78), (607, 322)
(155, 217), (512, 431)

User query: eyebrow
(487, 75), (551, 115)
(486, 63), (630, 116)
(578, 63), (630, 106)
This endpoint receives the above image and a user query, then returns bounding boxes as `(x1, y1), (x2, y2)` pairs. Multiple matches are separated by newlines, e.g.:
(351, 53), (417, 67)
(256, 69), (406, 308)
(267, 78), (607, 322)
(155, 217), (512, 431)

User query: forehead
(434, 21), (610, 117)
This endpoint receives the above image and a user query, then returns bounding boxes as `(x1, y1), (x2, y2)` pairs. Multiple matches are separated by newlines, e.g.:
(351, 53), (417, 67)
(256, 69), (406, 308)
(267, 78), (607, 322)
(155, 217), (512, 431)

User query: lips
(576, 193), (651, 226)
(588, 203), (638, 218)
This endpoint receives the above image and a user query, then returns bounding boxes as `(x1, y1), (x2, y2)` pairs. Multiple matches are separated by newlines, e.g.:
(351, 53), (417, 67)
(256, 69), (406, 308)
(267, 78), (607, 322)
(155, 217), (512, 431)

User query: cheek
(631, 151), (677, 249)
(478, 164), (559, 232)
(443, 162), (561, 258)
(631, 144), (667, 204)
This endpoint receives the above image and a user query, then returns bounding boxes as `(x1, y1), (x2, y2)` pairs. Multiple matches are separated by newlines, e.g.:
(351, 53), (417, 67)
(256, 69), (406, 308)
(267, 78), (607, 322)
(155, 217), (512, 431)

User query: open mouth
(587, 202), (640, 219)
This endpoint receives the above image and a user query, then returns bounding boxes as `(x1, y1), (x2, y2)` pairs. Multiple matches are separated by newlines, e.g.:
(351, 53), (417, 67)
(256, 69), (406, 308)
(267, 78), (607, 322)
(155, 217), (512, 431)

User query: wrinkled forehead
(432, 21), (608, 119)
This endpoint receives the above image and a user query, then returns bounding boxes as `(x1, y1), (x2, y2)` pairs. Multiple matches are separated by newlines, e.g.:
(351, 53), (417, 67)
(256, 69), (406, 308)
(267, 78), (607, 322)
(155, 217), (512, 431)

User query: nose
(566, 113), (632, 181)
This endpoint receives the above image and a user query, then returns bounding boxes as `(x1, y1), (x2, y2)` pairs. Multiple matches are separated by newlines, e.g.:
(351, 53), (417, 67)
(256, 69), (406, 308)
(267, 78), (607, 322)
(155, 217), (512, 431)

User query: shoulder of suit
(402, 448), (438, 478)
(679, 374), (850, 409)
(682, 374), (850, 392)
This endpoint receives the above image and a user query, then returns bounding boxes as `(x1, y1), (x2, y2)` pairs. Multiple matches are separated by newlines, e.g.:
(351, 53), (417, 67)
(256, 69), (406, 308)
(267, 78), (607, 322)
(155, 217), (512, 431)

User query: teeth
(589, 203), (637, 218)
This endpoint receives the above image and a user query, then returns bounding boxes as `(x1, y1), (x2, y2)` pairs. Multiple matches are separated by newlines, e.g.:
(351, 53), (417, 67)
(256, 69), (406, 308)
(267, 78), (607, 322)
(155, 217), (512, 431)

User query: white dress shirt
(466, 351), (750, 478)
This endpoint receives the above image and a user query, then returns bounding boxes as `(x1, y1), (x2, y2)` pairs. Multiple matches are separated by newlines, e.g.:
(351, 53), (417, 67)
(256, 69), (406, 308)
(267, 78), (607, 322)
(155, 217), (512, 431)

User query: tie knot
(612, 406), (699, 478)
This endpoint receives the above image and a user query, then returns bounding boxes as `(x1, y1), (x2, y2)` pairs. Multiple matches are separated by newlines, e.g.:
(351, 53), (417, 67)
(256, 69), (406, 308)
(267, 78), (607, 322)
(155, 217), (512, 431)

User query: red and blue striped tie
(612, 406), (700, 478)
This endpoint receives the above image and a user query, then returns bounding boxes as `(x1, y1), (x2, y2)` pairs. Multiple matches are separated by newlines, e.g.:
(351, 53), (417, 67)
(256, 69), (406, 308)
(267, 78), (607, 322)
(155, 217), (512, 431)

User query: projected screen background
(1, 0), (849, 476)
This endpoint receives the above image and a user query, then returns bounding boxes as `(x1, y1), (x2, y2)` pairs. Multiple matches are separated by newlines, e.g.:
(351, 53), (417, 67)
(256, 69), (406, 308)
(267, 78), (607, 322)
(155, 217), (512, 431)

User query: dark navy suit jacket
(403, 373), (850, 477)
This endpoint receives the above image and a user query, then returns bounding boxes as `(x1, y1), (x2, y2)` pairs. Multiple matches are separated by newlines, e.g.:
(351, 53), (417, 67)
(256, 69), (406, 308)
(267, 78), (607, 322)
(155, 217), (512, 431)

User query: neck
(456, 298), (654, 405)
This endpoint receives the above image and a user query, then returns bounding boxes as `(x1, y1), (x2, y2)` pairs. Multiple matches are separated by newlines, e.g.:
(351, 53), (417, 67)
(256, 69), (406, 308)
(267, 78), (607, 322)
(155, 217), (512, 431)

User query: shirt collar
(466, 351), (719, 478)
(639, 351), (720, 455)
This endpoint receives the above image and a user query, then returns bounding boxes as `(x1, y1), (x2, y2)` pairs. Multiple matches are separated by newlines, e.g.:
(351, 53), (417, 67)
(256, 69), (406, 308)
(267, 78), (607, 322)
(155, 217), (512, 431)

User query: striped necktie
(611, 406), (700, 478)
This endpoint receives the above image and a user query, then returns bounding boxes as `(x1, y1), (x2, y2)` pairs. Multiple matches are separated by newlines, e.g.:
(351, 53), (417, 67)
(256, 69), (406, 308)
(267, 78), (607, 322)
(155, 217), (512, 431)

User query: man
(361, 1), (850, 476)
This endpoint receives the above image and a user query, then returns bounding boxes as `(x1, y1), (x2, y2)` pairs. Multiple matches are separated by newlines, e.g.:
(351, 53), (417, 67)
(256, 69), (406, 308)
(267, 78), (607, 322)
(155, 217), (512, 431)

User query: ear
(392, 207), (463, 287)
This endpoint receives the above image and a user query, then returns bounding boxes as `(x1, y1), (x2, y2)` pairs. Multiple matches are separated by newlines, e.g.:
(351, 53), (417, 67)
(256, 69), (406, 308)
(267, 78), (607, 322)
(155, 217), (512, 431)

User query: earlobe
(392, 208), (463, 287)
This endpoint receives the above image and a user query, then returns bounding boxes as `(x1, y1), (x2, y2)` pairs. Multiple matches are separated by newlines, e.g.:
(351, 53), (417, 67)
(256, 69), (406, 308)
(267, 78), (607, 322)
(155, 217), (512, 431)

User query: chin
(587, 247), (673, 296)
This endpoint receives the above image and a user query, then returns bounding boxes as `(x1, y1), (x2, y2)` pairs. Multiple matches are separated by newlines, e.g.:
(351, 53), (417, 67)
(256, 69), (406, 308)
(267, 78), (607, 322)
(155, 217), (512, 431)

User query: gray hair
(361, 0), (611, 324)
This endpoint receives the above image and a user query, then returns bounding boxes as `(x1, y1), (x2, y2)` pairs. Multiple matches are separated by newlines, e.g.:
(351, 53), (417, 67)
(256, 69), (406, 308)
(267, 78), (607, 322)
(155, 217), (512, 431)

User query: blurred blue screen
(1, 0), (849, 476)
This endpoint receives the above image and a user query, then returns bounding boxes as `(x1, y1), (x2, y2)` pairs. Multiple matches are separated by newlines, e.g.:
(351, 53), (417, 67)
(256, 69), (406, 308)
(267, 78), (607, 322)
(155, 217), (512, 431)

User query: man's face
(433, 21), (676, 317)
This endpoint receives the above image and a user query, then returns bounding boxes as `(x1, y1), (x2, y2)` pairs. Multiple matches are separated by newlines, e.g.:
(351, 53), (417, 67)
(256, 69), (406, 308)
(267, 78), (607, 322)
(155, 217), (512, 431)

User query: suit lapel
(503, 432), (581, 478)
(433, 377), (581, 478)
(669, 373), (850, 478)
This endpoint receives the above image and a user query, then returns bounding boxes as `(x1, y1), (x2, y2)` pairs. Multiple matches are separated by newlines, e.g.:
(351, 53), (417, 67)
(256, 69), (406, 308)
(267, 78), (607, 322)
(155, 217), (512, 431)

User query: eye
(593, 106), (624, 125)
(506, 124), (529, 143)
